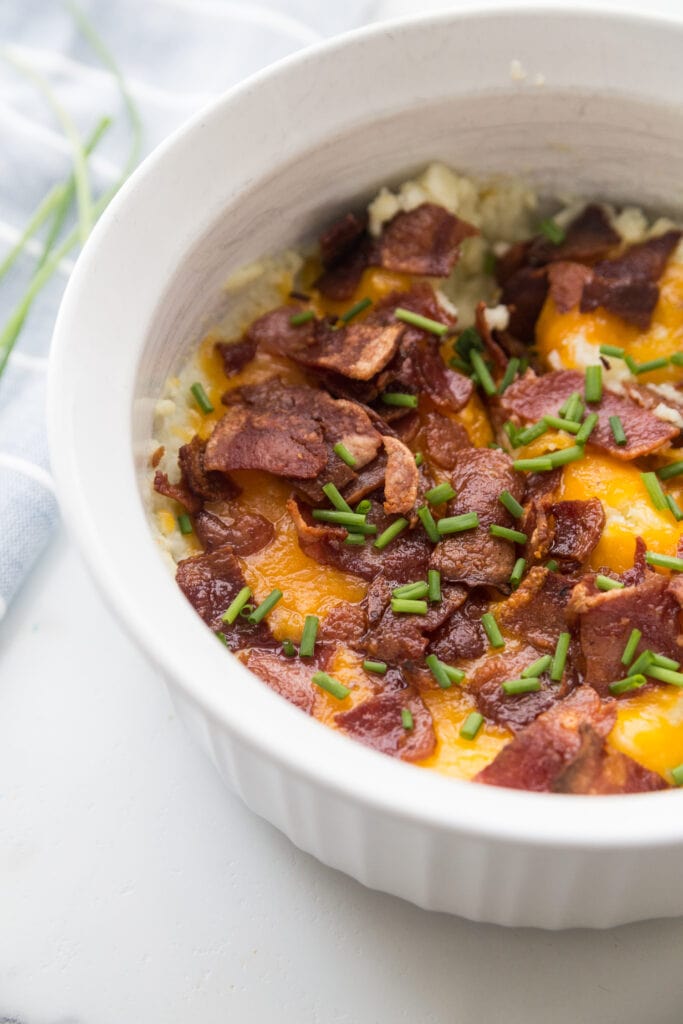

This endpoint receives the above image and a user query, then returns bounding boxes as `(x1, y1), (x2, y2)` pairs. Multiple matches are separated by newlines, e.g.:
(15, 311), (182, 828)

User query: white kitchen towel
(0, 0), (381, 617)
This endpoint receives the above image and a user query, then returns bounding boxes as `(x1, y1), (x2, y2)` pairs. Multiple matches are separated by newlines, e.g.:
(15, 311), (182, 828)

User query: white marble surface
(2, 529), (683, 1022)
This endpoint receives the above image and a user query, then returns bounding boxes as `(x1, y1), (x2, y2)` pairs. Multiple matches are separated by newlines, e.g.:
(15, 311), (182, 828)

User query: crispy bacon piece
(476, 685), (616, 792)
(362, 580), (467, 662)
(430, 449), (525, 590)
(553, 724), (668, 794)
(567, 573), (683, 696)
(382, 435), (419, 515)
(243, 649), (316, 714)
(529, 204), (621, 267)
(524, 498), (605, 569)
(193, 509), (274, 556)
(495, 566), (575, 653)
(315, 211), (371, 300)
(154, 436), (239, 514)
(428, 592), (488, 663)
(468, 643), (564, 732)
(499, 265), (549, 345)
(154, 469), (201, 514)
(319, 211), (368, 266)
(501, 369), (678, 459)
(317, 602), (367, 648)
(215, 336), (257, 377)
(335, 689), (436, 762)
(417, 411), (471, 470)
(547, 261), (593, 312)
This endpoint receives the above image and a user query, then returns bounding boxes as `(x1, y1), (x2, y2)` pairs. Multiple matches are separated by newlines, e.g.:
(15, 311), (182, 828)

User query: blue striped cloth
(0, 0), (378, 618)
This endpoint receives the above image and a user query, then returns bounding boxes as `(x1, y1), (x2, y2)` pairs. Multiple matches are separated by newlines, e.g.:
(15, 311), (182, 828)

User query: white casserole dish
(49, 5), (683, 929)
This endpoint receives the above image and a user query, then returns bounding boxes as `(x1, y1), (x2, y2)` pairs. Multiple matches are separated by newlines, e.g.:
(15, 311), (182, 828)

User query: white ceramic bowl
(49, 5), (683, 929)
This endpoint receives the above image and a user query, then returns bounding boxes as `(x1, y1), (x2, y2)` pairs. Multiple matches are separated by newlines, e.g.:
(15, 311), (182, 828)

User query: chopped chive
(394, 306), (449, 336)
(454, 326), (484, 359)
(312, 671), (350, 699)
(658, 460), (683, 481)
(450, 355), (471, 373)
(344, 533), (366, 546)
(483, 251), (497, 275)
(239, 603), (255, 618)
(190, 381), (213, 414)
(504, 421), (520, 446)
(289, 309), (315, 326)
(437, 511), (480, 535)
(490, 524), (527, 544)
(539, 218), (566, 245)
(443, 664), (466, 684)
(609, 674), (647, 695)
(667, 494), (683, 521)
(414, 452), (424, 467)
(547, 445), (584, 468)
(363, 660), (387, 675)
(392, 581), (429, 599)
(513, 456), (554, 472)
(375, 517), (409, 550)
(596, 574), (624, 591)
(624, 354), (639, 374)
(322, 481), (353, 513)
(542, 415), (581, 435)
(425, 654), (455, 689)
(521, 654), (553, 678)
(651, 653), (681, 671)
(355, 499), (372, 514)
(470, 350), (497, 396)
(216, 631), (228, 646)
(600, 344), (625, 358)
(425, 482), (456, 505)
(564, 393), (585, 423)
(481, 612), (505, 648)
(502, 678), (542, 695)
(282, 639), (297, 657)
(299, 615), (319, 658)
(417, 505), (440, 543)
(641, 472), (668, 511)
(629, 650), (655, 676)
(340, 297), (372, 322)
(645, 665), (683, 687)
(607, 415), (627, 447)
(312, 509), (368, 527)
(401, 707), (414, 730)
(621, 628), (642, 666)
(550, 631), (571, 681)
(333, 442), (357, 468)
(346, 522), (378, 536)
(247, 588), (283, 624)
(575, 412), (599, 445)
(381, 392), (418, 409)
(460, 711), (484, 740)
(558, 392), (577, 417)
(428, 569), (441, 603)
(635, 357), (669, 374)
(221, 586), (252, 625)
(488, 442), (503, 450)
(546, 559), (559, 572)
(498, 357), (521, 394)
(671, 764), (683, 786)
(177, 513), (193, 535)
(515, 420), (549, 446)
(671, 352), (683, 367)
(391, 598), (428, 615)
(584, 365), (603, 403)
(510, 556), (526, 589)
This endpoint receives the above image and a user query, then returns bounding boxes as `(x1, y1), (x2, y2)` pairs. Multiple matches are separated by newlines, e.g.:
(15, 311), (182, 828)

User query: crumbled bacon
(524, 498), (605, 569)
(243, 648), (316, 714)
(335, 689), (436, 762)
(193, 509), (274, 556)
(215, 336), (257, 377)
(495, 567), (575, 653)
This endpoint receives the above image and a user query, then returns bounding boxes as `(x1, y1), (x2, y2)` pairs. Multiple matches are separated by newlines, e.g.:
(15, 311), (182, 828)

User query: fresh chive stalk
(502, 678), (542, 695)
(437, 512), (479, 535)
(470, 350), (497, 396)
(177, 513), (193, 535)
(460, 712), (484, 740)
(340, 297), (372, 322)
(498, 357), (520, 394)
(499, 490), (524, 518)
(363, 660), (387, 675)
(510, 557), (526, 589)
(312, 672), (350, 700)
(401, 708), (414, 730)
(299, 615), (319, 658)
(521, 655), (553, 678)
(641, 472), (668, 511)
(247, 588), (283, 624)
(322, 482), (353, 513)
(621, 628), (642, 666)
(375, 518), (408, 550)
(381, 392), (418, 408)
(550, 632), (571, 681)
(222, 586), (252, 625)
(333, 442), (357, 468)
(425, 482), (456, 505)
(428, 569), (441, 603)
(595, 574), (624, 591)
(481, 612), (505, 648)
(394, 307), (449, 336)
(391, 598), (428, 615)
(417, 506), (440, 543)
(575, 413), (599, 445)
(609, 674), (647, 696)
(584, 365), (603, 403)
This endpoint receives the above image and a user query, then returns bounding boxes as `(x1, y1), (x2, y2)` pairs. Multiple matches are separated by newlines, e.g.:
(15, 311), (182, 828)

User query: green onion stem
(425, 482), (456, 505)
(550, 632), (571, 681)
(481, 612), (505, 648)
(460, 711), (484, 740)
(375, 518), (408, 550)
(621, 628), (642, 666)
(312, 672), (350, 700)
(299, 614), (319, 658)
(247, 588), (283, 624)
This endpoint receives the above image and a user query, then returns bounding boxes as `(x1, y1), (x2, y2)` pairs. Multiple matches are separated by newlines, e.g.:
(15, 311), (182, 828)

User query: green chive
(547, 445), (584, 468)
(221, 586), (252, 625)
(375, 517), (409, 550)
(605, 415), (627, 447)
(312, 509), (368, 527)
(443, 664), (466, 684)
(333, 442), (357, 468)
(513, 456), (554, 472)
(539, 218), (566, 245)
(239, 603), (255, 618)
(490, 524), (527, 544)
(290, 309), (315, 326)
(394, 306), (449, 336)
(575, 412), (599, 445)
(502, 678), (542, 695)
(392, 581), (429, 599)
(450, 355), (471, 373)
(414, 452), (424, 467)
(621, 628), (642, 666)
(282, 639), (296, 658)
(564, 393), (585, 424)
(584, 365), (603, 403)
(624, 354), (639, 374)
(344, 533), (366, 546)
(460, 711), (484, 740)
(216, 631), (228, 646)
(425, 482), (456, 505)
(521, 654), (553, 678)
(641, 472), (668, 511)
(671, 353), (683, 367)
(322, 484), (351, 515)
(401, 707), (414, 730)
(671, 764), (683, 785)
(498, 357), (521, 395)
(658, 461), (683, 481)
(543, 415), (581, 435)
(550, 631), (571, 681)
(483, 251), (497, 275)
(312, 671), (350, 700)
(510, 557), (526, 589)
(609, 674), (647, 695)
(629, 650), (654, 676)
(646, 665), (683, 687)
(651, 653), (681, 671)
(355, 499), (372, 514)
(425, 654), (459, 689)
(504, 421), (520, 446)
(600, 344), (625, 358)
(340, 297), (372, 322)
(299, 615), (319, 658)
(470, 350), (497, 396)
(595, 574), (624, 591)
(515, 420), (550, 446)
(558, 392), (577, 417)
(247, 588), (283, 624)
(417, 505), (440, 543)
(635, 357), (669, 374)
(481, 612), (505, 648)
(667, 494), (683, 521)
(428, 569), (441, 603)
(391, 598), (428, 615)
(381, 392), (418, 409)
(177, 513), (193, 535)
(546, 559), (559, 572)
(363, 660), (387, 675)
(190, 381), (213, 414)
(437, 512), (480, 535)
